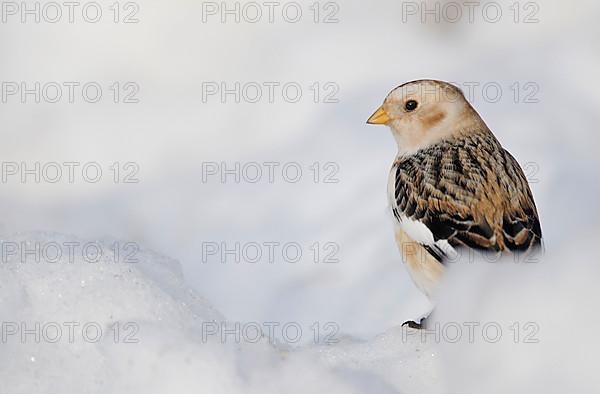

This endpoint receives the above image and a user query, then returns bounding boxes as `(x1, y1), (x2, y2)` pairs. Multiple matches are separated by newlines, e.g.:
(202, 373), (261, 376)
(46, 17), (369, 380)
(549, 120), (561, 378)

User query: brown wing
(393, 131), (542, 259)
(499, 150), (542, 250)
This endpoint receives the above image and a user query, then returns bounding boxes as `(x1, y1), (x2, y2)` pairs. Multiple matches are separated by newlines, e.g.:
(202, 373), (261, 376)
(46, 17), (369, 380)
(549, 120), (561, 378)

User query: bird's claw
(402, 318), (426, 330)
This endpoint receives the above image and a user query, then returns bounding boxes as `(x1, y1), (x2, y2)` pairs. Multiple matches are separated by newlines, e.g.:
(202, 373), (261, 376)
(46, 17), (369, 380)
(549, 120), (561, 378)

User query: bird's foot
(402, 317), (426, 330)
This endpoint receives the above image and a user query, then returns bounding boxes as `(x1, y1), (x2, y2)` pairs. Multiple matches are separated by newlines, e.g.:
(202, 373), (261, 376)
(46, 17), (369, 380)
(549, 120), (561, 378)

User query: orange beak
(366, 106), (390, 124)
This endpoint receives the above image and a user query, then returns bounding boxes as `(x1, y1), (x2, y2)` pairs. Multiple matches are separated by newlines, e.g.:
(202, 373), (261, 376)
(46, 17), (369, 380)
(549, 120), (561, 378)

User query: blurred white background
(0, 1), (599, 391)
(1, 0), (598, 337)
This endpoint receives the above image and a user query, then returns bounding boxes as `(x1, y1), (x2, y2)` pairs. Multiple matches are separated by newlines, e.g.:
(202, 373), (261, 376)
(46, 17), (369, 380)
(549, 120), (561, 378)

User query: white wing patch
(388, 162), (457, 261)
(398, 214), (434, 245)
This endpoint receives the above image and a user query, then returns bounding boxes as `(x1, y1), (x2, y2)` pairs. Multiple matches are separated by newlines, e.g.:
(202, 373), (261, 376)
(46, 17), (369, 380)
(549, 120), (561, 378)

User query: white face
(369, 80), (480, 155)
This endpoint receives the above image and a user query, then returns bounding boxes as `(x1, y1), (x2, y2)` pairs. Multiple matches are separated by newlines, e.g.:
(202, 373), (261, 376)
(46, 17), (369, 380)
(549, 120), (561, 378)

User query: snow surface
(2, 232), (599, 393)
(0, 232), (442, 394)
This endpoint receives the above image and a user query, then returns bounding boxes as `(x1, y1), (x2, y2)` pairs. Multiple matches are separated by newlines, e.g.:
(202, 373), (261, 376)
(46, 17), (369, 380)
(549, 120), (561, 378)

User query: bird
(366, 79), (542, 328)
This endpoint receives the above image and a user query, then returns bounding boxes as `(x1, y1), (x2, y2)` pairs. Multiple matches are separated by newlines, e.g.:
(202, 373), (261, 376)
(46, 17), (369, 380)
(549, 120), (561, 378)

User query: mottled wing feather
(393, 131), (542, 262)
(499, 150), (543, 250)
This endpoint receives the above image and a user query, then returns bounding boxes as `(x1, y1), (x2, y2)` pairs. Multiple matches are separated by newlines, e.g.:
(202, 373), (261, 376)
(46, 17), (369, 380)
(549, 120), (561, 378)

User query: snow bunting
(367, 80), (542, 328)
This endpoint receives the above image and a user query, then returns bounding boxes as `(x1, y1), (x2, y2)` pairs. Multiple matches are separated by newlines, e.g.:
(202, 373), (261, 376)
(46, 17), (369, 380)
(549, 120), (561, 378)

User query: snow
(0, 231), (441, 394)
(434, 242), (600, 394)
(2, 232), (599, 393)
(0, 0), (599, 392)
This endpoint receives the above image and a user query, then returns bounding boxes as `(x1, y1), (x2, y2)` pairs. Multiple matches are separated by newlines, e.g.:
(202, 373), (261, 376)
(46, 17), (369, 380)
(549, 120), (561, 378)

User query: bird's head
(367, 80), (484, 155)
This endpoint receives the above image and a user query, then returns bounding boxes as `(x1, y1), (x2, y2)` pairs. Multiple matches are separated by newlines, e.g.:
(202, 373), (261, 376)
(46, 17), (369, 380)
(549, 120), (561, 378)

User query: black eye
(405, 100), (418, 111)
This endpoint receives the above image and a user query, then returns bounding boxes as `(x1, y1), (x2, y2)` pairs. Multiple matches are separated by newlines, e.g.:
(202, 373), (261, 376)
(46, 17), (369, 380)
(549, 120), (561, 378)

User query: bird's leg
(401, 317), (427, 330)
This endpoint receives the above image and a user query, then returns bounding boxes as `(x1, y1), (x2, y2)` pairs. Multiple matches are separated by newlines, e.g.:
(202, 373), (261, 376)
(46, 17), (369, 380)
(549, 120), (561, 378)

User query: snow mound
(0, 232), (435, 394)
(3, 232), (598, 394)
